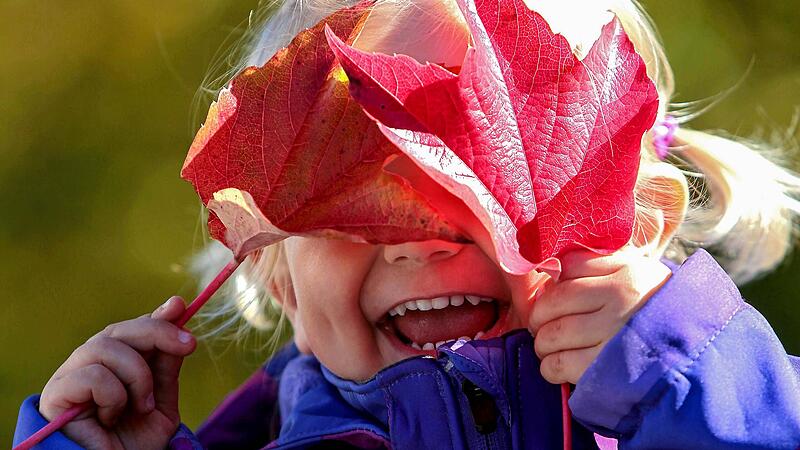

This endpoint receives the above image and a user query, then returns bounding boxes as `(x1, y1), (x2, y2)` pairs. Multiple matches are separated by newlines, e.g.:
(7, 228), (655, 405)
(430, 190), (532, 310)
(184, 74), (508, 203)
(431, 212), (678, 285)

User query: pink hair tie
(652, 115), (679, 160)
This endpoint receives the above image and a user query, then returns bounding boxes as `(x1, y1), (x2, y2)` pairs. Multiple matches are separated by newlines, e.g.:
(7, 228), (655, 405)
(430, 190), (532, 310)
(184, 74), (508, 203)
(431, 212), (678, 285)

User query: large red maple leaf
(180, 1), (466, 261)
(325, 0), (659, 273)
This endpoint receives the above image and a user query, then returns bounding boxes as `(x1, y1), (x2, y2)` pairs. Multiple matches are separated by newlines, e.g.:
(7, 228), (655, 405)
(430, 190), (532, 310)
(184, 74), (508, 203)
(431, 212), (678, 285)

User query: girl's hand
(39, 296), (196, 450)
(527, 249), (672, 384)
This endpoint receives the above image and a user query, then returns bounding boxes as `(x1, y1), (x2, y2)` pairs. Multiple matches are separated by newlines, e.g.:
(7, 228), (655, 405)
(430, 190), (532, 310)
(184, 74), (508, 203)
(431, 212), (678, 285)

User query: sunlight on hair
(235, 274), (274, 329)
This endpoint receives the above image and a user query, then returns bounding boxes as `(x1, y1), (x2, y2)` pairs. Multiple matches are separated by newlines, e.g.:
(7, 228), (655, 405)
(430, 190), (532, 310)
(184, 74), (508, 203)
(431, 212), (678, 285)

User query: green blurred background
(2, 0), (798, 446)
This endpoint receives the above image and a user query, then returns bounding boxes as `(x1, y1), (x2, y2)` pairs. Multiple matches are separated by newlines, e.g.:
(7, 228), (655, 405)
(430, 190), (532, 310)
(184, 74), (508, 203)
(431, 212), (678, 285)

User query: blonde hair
(187, 0), (800, 339)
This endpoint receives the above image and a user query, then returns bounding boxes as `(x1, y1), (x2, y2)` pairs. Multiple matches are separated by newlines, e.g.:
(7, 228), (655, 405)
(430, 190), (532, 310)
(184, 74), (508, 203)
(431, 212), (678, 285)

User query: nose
(383, 239), (464, 265)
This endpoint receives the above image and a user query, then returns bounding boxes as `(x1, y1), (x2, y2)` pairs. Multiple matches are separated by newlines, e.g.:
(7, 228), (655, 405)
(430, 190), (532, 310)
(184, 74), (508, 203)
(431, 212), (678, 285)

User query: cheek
(298, 293), (384, 380)
(286, 239), (386, 379)
(291, 253), (364, 343)
(287, 238), (370, 310)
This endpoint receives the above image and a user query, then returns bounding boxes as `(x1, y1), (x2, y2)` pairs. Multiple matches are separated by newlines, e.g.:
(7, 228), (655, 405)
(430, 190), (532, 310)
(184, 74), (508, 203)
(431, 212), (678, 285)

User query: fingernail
(145, 393), (155, 411)
(157, 297), (173, 311)
(178, 331), (192, 344)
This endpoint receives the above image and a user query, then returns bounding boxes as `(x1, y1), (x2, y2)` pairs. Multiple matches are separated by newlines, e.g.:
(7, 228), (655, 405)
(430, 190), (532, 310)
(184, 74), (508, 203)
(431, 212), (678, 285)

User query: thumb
(151, 296), (186, 321)
(151, 351), (188, 419)
(508, 269), (551, 324)
(149, 295), (194, 418)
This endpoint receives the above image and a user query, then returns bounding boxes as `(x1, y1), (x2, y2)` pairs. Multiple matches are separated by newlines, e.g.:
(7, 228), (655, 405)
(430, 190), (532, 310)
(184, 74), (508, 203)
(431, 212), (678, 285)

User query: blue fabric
(12, 395), (200, 450)
(195, 343), (300, 449)
(13, 249), (800, 449)
(13, 395), (83, 449)
(169, 424), (206, 450)
(571, 249), (800, 448)
(274, 355), (390, 448)
(318, 330), (599, 450)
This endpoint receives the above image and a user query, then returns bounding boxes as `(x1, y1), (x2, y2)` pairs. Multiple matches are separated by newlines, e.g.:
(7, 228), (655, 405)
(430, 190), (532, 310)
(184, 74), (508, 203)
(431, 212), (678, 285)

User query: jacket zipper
(462, 378), (502, 450)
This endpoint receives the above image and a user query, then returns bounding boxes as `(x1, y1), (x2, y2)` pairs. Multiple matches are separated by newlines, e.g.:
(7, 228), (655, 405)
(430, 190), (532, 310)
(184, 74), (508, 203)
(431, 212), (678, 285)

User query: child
(13, 0), (800, 448)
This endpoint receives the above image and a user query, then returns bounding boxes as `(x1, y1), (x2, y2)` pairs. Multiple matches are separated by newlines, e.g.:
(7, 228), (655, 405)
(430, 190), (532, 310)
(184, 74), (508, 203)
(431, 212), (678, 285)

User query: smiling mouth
(379, 295), (507, 351)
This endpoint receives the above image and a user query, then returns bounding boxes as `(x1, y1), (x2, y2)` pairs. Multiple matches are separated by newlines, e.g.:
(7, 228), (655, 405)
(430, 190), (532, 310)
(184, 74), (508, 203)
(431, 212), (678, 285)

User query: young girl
(14, 0), (800, 448)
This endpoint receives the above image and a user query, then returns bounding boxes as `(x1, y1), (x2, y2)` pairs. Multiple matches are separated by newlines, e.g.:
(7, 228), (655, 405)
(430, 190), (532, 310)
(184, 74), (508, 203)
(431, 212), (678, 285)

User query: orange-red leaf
(180, 1), (465, 260)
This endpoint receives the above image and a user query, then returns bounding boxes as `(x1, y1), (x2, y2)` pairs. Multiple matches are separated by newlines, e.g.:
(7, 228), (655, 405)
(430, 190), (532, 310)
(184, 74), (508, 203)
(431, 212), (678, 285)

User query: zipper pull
(461, 379), (498, 434)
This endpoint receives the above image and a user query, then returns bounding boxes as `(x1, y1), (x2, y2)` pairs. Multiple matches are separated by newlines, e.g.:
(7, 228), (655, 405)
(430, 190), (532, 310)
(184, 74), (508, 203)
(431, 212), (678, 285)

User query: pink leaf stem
(175, 257), (242, 327)
(562, 383), (573, 450)
(12, 402), (87, 450)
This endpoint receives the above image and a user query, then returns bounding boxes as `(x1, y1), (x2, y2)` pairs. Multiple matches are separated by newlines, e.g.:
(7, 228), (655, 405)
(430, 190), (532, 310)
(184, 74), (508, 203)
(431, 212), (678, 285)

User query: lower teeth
(411, 331), (488, 351)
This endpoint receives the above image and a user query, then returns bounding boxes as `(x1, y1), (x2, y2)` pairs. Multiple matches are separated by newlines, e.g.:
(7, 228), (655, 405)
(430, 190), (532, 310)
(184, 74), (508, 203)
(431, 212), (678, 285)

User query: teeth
(396, 295), (498, 351)
(411, 336), (475, 351)
(416, 299), (433, 311)
(389, 294), (497, 318)
(431, 296), (450, 309)
(388, 304), (407, 317)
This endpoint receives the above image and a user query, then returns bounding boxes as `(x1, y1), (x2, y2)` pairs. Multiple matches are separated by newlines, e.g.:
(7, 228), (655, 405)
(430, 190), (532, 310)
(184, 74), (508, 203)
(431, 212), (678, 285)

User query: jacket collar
(319, 331), (528, 427)
(275, 330), (590, 449)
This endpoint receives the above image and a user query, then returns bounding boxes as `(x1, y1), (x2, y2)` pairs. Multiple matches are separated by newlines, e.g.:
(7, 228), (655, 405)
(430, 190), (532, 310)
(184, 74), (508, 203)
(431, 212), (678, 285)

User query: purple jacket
(14, 249), (800, 449)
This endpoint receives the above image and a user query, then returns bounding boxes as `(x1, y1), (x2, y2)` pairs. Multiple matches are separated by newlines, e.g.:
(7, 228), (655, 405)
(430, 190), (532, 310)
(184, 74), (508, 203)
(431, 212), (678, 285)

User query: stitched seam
(277, 427), (387, 446)
(325, 430), (392, 449)
(379, 372), (456, 450)
(333, 370), (434, 394)
(433, 372), (458, 450)
(626, 304), (743, 433)
(384, 388), (393, 448)
(680, 304), (742, 373)
(330, 370), (449, 448)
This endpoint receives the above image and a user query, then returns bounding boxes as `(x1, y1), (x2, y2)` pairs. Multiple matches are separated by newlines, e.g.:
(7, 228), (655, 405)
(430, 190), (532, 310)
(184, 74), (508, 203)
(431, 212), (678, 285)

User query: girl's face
(280, 156), (542, 381)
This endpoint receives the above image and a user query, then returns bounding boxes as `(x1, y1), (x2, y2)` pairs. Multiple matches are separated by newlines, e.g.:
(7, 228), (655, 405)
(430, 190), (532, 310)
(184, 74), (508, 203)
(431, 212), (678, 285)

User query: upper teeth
(388, 295), (494, 317)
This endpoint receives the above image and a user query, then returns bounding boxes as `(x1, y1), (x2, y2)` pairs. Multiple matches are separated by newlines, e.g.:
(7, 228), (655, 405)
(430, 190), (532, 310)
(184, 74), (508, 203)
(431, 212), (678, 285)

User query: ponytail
(662, 127), (800, 284)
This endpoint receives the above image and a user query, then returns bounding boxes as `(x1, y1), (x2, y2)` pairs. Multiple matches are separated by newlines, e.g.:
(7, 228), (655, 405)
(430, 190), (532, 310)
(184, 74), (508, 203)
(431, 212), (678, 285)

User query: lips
(379, 294), (505, 350)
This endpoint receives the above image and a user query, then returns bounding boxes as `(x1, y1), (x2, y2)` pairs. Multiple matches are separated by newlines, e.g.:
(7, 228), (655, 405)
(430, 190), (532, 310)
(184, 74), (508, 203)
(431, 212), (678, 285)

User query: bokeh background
(2, 0), (798, 445)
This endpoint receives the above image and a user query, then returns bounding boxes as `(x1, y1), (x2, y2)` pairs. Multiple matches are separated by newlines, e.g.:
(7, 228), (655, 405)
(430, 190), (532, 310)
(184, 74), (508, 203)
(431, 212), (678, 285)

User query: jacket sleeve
(168, 424), (205, 450)
(194, 342), (298, 449)
(13, 395), (84, 449)
(13, 343), (297, 450)
(569, 249), (800, 449)
(13, 394), (204, 450)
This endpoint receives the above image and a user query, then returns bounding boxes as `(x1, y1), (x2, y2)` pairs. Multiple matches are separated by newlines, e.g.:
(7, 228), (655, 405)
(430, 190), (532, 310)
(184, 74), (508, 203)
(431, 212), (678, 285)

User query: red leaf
(326, 0), (659, 273)
(180, 1), (465, 260)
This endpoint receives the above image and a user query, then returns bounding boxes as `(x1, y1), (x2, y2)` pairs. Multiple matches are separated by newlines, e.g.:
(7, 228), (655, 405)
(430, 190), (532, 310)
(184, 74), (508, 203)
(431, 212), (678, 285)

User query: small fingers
(539, 346), (602, 384)
(101, 316), (195, 358)
(533, 313), (609, 360)
(558, 249), (629, 281)
(150, 351), (184, 419)
(66, 336), (156, 414)
(42, 364), (128, 428)
(529, 277), (606, 332)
